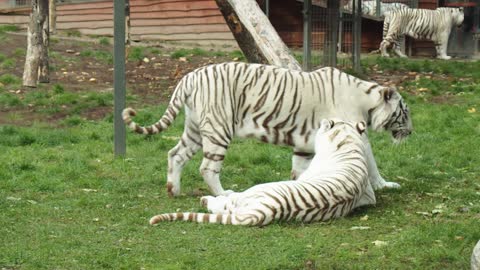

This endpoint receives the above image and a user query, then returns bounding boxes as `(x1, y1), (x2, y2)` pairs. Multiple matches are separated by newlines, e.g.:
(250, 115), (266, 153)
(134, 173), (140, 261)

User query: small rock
(89, 78), (97, 82)
(66, 49), (75, 54)
(179, 57), (187, 62)
(143, 57), (150, 63)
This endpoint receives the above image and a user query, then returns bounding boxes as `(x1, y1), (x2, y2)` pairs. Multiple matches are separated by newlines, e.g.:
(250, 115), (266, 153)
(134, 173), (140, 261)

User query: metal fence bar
(323, 0), (339, 66)
(303, 0), (312, 71)
(114, 0), (126, 157)
(352, 0), (362, 73)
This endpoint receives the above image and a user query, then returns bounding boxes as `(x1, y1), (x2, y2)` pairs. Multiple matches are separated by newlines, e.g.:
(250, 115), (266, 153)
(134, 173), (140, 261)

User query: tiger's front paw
(166, 181), (180, 197)
(438, 55), (451, 60)
(383, 181), (401, 189)
(373, 181), (401, 190)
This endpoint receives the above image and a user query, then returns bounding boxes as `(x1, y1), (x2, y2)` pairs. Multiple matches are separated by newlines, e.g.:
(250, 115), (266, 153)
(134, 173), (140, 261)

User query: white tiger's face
(370, 88), (413, 142)
(453, 8), (465, 26)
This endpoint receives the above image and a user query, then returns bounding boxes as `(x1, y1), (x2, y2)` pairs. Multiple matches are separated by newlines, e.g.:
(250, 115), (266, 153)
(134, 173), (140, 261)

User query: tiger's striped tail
(149, 212), (238, 225)
(122, 95), (184, 135)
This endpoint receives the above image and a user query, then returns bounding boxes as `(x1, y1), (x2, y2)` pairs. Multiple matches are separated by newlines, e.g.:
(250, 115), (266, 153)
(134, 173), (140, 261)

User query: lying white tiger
(123, 62), (412, 197)
(380, 7), (464, 59)
(343, 1), (408, 17)
(150, 119), (376, 226)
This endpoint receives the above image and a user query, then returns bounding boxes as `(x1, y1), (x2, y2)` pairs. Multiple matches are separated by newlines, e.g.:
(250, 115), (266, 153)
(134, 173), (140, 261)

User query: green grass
(128, 46), (146, 62)
(0, 24), (19, 34)
(0, 58), (479, 269)
(98, 37), (110, 46)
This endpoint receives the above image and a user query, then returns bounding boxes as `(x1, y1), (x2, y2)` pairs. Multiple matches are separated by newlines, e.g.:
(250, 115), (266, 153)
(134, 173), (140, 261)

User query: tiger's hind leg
(393, 35), (407, 58)
(167, 124), (202, 197)
(199, 138), (233, 196)
(291, 151), (314, 180)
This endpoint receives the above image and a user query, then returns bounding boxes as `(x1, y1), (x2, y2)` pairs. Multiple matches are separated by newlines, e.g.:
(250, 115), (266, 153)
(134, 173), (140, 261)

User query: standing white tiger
(123, 62), (412, 197)
(150, 119), (376, 226)
(343, 1), (408, 17)
(380, 7), (464, 59)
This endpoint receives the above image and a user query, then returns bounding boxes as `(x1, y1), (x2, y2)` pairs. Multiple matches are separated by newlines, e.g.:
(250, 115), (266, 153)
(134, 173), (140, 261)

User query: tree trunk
(23, 0), (43, 87)
(214, 0), (302, 71)
(39, 0), (49, 83)
(49, 0), (56, 34)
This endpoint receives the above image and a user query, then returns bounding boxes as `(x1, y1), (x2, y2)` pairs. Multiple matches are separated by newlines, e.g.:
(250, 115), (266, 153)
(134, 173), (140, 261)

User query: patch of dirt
(0, 32), (236, 125)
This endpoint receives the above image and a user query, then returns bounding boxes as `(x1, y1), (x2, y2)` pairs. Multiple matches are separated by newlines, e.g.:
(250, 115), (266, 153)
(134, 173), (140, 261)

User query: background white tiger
(343, 1), (408, 17)
(150, 119), (376, 226)
(380, 7), (464, 59)
(123, 62), (412, 197)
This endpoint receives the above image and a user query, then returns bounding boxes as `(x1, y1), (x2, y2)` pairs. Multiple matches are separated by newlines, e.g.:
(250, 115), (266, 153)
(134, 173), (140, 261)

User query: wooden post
(114, 0), (126, 157)
(23, 0), (48, 87)
(323, 0), (340, 67)
(49, 0), (55, 34)
(214, 0), (302, 71)
(352, 0), (362, 73)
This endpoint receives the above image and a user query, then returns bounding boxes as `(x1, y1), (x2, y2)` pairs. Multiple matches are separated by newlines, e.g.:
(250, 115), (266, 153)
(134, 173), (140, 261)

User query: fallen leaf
(143, 57), (150, 63)
(468, 108), (476, 113)
(350, 226), (371, 230)
(179, 57), (187, 62)
(360, 215), (369, 221)
(372, 240), (388, 247)
(418, 87), (429, 92)
(416, 211), (432, 217)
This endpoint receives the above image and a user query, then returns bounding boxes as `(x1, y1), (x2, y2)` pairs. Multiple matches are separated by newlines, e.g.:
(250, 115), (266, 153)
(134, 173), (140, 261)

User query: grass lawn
(1, 35), (479, 269)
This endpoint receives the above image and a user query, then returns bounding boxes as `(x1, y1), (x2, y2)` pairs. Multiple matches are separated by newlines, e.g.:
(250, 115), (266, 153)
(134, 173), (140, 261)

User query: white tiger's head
(439, 7), (464, 27)
(369, 87), (413, 142)
(314, 119), (367, 155)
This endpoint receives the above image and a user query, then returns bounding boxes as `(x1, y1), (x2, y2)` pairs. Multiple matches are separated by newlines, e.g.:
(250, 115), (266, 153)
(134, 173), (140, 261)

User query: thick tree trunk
(23, 0), (42, 87)
(214, 0), (302, 71)
(23, 0), (49, 87)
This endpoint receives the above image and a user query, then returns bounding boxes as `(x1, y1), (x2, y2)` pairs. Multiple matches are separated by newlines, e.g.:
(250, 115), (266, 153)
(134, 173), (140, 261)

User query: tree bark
(23, 0), (43, 87)
(214, 0), (302, 71)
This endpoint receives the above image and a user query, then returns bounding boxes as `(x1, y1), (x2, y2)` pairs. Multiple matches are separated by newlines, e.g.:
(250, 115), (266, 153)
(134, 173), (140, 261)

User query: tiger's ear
(382, 87), (395, 102)
(356, 121), (367, 135)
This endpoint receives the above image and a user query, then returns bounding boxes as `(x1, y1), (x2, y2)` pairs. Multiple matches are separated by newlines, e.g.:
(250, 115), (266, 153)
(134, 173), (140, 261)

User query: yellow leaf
(468, 108), (476, 113)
